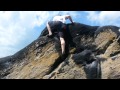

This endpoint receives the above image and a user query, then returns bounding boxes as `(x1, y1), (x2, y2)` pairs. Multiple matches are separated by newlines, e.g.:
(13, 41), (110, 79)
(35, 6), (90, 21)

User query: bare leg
(47, 22), (52, 36)
(60, 37), (65, 55)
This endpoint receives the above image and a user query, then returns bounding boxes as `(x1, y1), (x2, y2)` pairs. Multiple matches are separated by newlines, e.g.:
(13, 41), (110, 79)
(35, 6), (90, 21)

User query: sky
(0, 11), (120, 58)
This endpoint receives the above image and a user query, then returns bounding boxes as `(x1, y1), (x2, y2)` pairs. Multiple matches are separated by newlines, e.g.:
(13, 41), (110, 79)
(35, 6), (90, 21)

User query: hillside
(0, 22), (120, 79)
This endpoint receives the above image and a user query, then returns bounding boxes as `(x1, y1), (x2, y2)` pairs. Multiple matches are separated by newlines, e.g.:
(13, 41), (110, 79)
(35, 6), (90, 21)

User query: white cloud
(0, 11), (52, 57)
(0, 11), (79, 57)
(86, 11), (120, 26)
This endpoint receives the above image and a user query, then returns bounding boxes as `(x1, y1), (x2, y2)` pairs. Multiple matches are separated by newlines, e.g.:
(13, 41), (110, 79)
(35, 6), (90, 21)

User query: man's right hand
(72, 22), (75, 25)
(47, 34), (53, 38)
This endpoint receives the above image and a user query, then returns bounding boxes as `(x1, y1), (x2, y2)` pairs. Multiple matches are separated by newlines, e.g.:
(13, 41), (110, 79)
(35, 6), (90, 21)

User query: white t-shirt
(53, 15), (68, 23)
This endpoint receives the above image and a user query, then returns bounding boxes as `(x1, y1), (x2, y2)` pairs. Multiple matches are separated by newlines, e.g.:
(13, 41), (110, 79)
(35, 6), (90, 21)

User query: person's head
(57, 14), (61, 16)
(57, 12), (62, 16)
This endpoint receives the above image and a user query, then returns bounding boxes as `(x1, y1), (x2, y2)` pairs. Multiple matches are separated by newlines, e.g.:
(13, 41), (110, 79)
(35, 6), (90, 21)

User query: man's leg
(59, 37), (65, 55)
(57, 22), (66, 55)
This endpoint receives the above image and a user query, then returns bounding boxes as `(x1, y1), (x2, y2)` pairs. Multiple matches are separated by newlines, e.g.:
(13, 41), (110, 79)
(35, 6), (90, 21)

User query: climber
(46, 15), (74, 55)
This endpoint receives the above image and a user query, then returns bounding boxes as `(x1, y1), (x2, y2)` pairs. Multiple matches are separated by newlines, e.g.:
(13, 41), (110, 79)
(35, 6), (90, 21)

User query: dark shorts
(48, 21), (66, 38)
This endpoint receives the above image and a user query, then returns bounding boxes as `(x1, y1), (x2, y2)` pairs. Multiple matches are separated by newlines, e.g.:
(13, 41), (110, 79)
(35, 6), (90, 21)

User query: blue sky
(0, 11), (120, 58)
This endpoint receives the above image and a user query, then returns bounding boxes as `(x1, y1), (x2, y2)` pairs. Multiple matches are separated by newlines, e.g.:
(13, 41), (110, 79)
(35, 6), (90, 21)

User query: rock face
(0, 22), (120, 79)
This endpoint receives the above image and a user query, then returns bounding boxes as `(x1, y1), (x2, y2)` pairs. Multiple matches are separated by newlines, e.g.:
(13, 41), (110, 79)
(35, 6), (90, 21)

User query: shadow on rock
(72, 49), (101, 79)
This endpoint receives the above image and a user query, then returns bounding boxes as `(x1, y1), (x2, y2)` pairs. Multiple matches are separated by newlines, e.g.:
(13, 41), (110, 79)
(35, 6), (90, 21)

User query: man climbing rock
(46, 15), (74, 55)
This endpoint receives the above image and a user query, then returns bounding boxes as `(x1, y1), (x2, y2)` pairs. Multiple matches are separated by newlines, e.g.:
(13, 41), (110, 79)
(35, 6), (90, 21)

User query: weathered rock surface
(0, 22), (120, 79)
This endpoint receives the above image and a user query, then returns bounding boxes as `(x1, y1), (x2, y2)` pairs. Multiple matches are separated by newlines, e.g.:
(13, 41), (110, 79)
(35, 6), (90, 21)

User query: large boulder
(0, 22), (120, 79)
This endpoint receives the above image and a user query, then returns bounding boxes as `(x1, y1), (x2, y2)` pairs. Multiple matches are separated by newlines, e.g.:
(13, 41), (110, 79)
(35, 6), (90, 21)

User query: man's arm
(47, 22), (52, 36)
(65, 15), (74, 24)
